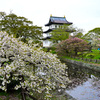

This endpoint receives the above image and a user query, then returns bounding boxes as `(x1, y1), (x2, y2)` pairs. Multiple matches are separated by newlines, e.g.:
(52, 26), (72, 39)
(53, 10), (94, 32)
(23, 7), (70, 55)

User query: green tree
(82, 27), (100, 49)
(0, 12), (43, 43)
(72, 28), (84, 38)
(84, 27), (100, 40)
(49, 25), (74, 43)
(88, 27), (100, 35)
(73, 30), (84, 38)
(91, 38), (100, 49)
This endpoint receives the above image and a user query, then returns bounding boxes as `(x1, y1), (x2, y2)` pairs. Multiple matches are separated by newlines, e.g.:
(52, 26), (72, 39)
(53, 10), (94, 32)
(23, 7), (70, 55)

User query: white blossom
(0, 31), (70, 98)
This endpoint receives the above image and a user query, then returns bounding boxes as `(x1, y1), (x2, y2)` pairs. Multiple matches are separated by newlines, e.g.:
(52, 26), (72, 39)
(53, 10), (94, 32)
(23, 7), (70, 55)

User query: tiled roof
(45, 16), (72, 26)
(51, 17), (68, 23)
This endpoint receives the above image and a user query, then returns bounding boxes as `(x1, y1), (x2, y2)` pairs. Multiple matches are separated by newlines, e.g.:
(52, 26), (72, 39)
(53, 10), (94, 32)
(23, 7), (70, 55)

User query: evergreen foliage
(0, 12), (43, 43)
(49, 25), (75, 43)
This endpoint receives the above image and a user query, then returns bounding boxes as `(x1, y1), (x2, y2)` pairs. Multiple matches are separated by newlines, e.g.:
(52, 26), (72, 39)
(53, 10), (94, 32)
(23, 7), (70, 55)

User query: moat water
(65, 63), (100, 100)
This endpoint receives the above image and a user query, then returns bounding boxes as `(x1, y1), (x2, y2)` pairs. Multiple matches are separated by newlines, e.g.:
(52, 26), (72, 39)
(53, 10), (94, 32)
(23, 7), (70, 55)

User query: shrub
(86, 54), (95, 58)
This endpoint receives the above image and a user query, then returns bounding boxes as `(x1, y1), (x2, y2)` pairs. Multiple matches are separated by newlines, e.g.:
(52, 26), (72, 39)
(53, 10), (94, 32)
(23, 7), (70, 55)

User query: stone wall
(61, 58), (100, 72)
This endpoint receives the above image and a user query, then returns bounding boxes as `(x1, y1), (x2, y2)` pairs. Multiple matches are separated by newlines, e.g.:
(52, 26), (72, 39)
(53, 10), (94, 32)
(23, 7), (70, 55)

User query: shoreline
(61, 58), (100, 72)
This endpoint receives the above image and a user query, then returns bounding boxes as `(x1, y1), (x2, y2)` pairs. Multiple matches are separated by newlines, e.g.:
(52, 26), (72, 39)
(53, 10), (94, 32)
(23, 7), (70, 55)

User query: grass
(84, 49), (100, 59)
(59, 49), (100, 65)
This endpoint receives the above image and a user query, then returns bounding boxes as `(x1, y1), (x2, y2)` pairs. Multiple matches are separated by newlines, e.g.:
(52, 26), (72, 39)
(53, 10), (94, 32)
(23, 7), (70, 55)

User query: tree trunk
(21, 88), (26, 100)
(21, 75), (26, 100)
(25, 92), (37, 100)
(74, 47), (78, 56)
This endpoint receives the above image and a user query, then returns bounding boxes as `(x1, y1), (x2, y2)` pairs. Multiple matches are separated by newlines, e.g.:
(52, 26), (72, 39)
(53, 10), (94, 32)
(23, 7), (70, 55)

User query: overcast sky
(0, 0), (100, 33)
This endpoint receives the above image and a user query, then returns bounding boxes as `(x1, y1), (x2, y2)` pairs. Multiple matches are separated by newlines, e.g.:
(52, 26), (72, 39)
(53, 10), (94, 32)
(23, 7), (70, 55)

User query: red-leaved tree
(56, 37), (90, 56)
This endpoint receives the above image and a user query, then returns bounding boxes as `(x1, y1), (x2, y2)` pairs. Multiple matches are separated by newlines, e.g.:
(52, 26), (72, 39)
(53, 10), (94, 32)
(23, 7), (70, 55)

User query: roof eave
(43, 29), (53, 33)
(45, 22), (73, 26)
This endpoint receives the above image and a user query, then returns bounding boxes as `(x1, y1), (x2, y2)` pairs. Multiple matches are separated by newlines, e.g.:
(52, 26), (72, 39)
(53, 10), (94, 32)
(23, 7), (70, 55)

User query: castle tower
(43, 15), (73, 47)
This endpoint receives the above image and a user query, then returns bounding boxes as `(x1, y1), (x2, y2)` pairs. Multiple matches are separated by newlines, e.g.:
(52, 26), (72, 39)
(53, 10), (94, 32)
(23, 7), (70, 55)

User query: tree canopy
(0, 32), (69, 99)
(88, 27), (100, 35)
(0, 12), (43, 43)
(84, 27), (100, 40)
(56, 37), (90, 56)
(72, 28), (84, 39)
(49, 25), (75, 43)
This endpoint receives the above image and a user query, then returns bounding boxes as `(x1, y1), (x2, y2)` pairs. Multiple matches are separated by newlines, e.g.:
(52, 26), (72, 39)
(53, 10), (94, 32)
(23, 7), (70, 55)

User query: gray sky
(0, 0), (100, 33)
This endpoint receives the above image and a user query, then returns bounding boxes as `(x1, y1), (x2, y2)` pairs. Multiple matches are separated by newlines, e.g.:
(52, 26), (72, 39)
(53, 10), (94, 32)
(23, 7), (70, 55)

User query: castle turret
(44, 16), (72, 33)
(43, 15), (73, 47)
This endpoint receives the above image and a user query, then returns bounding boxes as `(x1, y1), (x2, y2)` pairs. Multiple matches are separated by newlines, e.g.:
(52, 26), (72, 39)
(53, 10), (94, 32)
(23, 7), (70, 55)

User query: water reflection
(90, 76), (100, 91)
(66, 63), (100, 100)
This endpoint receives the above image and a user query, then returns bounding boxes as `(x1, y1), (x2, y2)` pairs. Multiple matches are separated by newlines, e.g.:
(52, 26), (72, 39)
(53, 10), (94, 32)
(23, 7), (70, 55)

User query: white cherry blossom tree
(0, 32), (69, 99)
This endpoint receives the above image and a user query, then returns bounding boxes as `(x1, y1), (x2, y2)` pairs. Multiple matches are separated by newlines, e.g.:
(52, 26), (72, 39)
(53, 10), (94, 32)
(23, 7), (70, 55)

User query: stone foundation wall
(61, 58), (100, 72)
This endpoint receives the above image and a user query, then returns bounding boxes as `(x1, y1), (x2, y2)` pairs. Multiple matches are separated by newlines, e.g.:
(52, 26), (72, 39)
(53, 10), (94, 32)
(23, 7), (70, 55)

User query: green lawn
(57, 49), (100, 65)
(81, 49), (100, 59)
